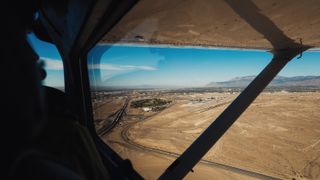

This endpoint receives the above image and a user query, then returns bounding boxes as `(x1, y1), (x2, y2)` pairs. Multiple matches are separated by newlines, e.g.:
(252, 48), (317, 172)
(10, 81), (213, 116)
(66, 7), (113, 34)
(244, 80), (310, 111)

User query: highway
(117, 102), (281, 180)
(97, 98), (129, 136)
(99, 99), (281, 179)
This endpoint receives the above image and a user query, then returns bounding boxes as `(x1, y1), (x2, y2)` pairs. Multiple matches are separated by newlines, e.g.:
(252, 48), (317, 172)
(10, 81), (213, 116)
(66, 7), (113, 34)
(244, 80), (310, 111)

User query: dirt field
(100, 92), (320, 180)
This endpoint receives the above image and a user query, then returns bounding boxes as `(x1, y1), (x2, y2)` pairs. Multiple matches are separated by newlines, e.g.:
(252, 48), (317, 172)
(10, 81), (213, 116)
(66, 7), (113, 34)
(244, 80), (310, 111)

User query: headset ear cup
(37, 60), (47, 81)
(39, 68), (47, 81)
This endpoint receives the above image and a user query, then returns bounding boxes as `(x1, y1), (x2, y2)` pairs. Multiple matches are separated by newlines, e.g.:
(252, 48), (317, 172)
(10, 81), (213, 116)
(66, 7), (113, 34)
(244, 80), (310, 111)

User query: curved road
(117, 101), (281, 180)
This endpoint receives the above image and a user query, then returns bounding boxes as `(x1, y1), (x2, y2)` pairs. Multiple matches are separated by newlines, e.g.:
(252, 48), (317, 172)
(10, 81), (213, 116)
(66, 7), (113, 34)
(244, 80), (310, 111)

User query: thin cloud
(40, 57), (63, 70)
(120, 65), (157, 71)
(88, 63), (157, 71)
(40, 57), (157, 71)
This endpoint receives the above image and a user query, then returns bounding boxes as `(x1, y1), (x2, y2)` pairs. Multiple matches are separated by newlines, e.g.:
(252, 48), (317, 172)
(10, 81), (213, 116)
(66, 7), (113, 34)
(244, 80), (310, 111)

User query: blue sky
(27, 33), (320, 88)
(90, 44), (320, 87)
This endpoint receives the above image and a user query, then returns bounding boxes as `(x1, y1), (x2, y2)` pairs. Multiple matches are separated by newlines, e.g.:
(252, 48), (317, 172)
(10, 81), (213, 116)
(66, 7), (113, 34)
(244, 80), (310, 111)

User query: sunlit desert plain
(94, 90), (320, 180)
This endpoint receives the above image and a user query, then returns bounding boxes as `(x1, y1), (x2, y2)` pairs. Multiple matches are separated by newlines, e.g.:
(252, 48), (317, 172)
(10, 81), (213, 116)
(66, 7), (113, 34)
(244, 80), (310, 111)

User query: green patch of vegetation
(131, 98), (171, 111)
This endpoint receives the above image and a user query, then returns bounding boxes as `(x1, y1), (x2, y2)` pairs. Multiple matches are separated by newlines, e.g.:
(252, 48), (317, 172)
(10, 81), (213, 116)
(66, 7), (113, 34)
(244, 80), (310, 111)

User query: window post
(159, 47), (308, 180)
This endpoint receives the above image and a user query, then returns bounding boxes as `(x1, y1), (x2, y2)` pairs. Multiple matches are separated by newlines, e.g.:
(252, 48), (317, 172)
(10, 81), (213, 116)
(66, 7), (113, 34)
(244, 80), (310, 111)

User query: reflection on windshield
(88, 45), (272, 88)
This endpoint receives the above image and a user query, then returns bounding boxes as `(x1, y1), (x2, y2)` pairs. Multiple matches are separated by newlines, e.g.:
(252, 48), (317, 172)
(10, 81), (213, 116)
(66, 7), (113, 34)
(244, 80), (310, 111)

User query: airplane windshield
(87, 43), (320, 179)
(87, 0), (320, 179)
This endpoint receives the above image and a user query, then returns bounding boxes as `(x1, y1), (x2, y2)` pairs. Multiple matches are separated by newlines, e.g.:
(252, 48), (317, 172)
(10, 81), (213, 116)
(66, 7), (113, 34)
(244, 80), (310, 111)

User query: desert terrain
(93, 89), (320, 180)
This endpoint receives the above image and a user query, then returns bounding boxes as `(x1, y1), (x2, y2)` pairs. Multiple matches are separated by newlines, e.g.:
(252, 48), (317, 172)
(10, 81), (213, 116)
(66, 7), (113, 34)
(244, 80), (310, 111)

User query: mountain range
(206, 76), (320, 87)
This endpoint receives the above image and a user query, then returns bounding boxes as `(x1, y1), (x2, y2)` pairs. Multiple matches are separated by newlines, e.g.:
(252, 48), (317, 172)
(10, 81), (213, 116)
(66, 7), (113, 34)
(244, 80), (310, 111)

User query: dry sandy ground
(102, 92), (320, 179)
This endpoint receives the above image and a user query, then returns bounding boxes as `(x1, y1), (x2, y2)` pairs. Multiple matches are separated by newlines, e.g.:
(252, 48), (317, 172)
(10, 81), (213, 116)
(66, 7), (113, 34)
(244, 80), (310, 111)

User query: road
(97, 98), (129, 136)
(114, 101), (281, 180)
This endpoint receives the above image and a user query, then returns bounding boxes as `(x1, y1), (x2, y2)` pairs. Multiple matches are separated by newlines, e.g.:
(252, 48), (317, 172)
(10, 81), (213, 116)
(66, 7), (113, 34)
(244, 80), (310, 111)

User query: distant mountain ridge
(206, 76), (320, 87)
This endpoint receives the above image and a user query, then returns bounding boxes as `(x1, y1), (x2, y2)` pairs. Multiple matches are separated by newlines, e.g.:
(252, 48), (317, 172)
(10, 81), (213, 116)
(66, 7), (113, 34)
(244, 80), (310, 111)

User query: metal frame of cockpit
(159, 47), (309, 180)
(37, 0), (312, 179)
